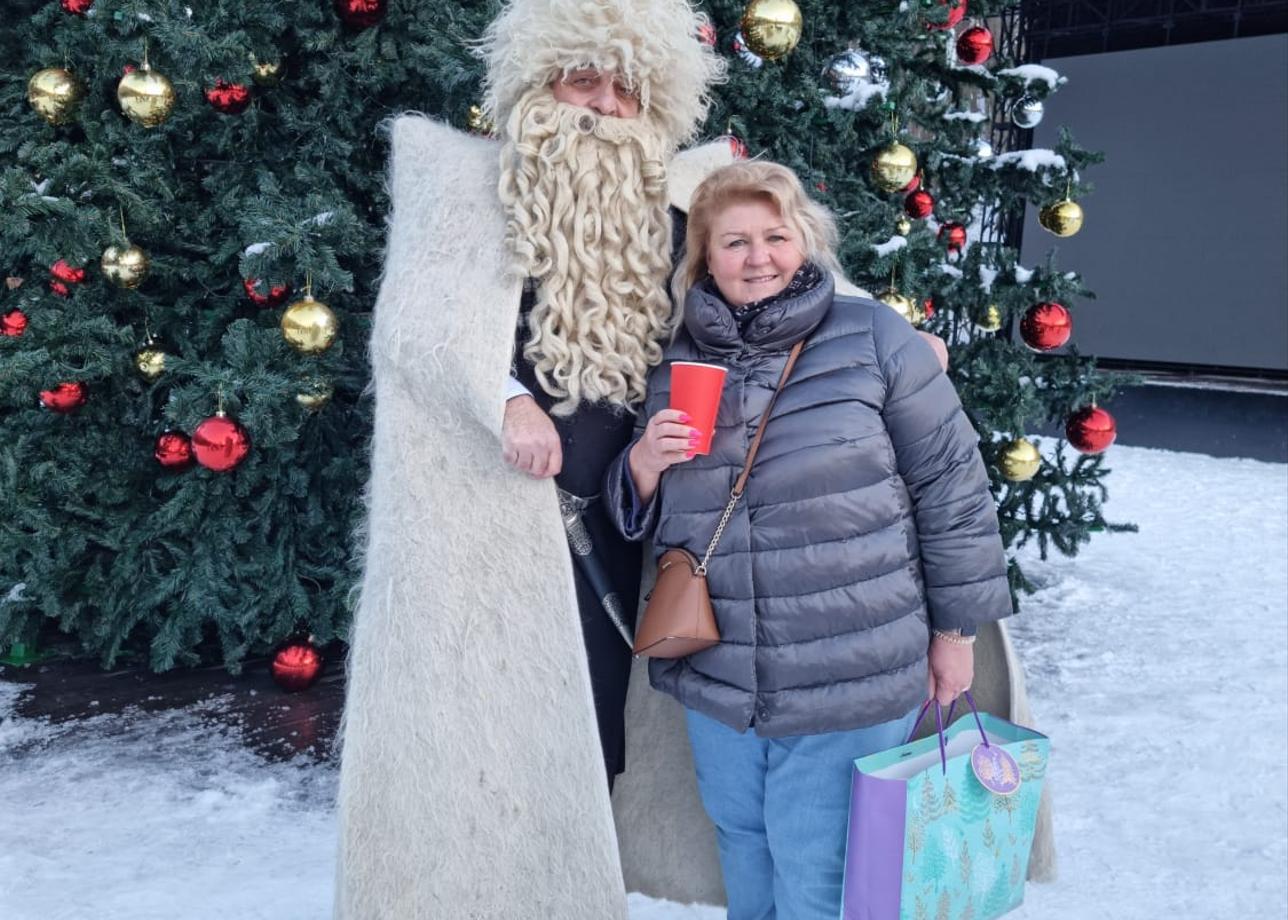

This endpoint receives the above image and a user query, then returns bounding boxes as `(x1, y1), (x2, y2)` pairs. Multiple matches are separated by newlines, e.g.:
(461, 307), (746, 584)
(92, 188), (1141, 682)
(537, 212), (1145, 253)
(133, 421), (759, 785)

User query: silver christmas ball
(974, 137), (994, 158)
(1011, 95), (1044, 129)
(821, 49), (871, 95)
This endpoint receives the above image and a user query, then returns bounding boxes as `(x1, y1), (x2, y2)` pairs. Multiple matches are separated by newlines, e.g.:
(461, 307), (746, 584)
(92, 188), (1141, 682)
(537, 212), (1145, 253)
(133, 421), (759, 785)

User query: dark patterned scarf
(704, 262), (825, 333)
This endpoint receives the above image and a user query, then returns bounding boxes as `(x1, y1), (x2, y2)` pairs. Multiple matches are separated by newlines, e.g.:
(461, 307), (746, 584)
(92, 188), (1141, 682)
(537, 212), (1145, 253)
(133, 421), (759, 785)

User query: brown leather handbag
(632, 340), (805, 658)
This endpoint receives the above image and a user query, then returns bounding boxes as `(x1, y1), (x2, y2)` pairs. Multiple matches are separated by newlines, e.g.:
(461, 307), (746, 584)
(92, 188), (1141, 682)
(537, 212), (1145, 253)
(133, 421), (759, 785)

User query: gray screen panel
(1020, 34), (1288, 372)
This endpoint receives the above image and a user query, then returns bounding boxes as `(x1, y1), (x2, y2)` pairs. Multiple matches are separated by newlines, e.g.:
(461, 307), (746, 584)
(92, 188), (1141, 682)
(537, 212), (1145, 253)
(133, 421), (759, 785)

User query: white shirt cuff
(505, 375), (531, 402)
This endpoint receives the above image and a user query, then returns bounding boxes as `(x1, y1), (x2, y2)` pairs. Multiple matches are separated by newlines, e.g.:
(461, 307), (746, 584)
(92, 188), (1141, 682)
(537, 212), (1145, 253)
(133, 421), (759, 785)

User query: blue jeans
(684, 706), (919, 920)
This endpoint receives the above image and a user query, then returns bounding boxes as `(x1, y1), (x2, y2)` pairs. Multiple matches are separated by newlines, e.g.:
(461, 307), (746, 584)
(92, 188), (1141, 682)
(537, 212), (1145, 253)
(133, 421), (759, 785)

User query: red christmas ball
(697, 23), (717, 47)
(271, 639), (323, 692)
(205, 79), (252, 115)
(938, 221), (967, 252)
(1020, 301), (1073, 351)
(903, 173), (921, 193)
(40, 382), (87, 413)
(192, 412), (251, 472)
(923, 297), (936, 319)
(50, 280), (70, 298)
(334, 0), (386, 28)
(956, 26), (994, 65)
(2, 309), (28, 337)
(243, 278), (291, 307)
(926, 0), (967, 30)
(50, 259), (86, 284)
(728, 135), (749, 159)
(154, 431), (195, 469)
(1066, 405), (1117, 454)
(60, 0), (93, 13)
(905, 188), (935, 219)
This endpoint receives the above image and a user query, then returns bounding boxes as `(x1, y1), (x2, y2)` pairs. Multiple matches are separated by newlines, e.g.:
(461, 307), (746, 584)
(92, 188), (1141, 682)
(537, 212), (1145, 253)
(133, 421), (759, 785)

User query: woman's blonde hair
(672, 160), (841, 304)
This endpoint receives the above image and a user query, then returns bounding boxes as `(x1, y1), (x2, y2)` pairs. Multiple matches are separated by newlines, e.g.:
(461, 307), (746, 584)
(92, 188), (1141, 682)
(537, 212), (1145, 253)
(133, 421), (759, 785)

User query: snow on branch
(872, 235), (907, 256)
(943, 111), (987, 123)
(987, 148), (1067, 172)
(243, 242), (275, 256)
(997, 64), (1066, 91)
(979, 264), (999, 293)
(824, 81), (890, 112)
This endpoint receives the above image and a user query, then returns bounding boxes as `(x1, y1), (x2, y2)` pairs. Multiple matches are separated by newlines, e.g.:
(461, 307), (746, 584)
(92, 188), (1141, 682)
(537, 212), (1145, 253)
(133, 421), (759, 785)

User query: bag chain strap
(693, 340), (805, 577)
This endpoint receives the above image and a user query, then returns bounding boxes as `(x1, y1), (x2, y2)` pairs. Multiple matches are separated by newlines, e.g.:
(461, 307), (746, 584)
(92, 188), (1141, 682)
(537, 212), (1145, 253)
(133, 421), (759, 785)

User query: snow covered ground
(1, 444), (1285, 920)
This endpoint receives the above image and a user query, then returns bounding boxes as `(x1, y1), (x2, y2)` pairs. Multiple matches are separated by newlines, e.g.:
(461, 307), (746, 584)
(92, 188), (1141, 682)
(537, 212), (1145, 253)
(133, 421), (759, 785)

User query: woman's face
(705, 198), (806, 306)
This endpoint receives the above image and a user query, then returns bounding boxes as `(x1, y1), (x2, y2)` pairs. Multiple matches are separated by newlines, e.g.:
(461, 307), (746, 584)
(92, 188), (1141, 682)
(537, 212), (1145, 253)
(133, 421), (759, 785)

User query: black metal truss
(1021, 0), (1288, 58)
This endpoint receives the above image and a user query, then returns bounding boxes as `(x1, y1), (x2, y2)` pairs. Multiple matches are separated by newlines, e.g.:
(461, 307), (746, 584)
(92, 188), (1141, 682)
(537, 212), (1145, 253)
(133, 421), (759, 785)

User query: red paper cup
(670, 361), (728, 455)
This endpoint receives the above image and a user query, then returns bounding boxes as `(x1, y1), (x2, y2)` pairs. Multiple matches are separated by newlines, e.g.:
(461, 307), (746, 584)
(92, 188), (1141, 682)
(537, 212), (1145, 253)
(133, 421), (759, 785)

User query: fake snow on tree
(872, 235), (908, 257)
(822, 80), (890, 112)
(986, 149), (1068, 172)
(996, 64), (1066, 91)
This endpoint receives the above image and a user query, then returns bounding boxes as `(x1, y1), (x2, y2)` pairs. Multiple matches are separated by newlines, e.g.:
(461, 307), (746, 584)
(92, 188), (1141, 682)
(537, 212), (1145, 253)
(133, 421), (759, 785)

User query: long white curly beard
(498, 89), (675, 417)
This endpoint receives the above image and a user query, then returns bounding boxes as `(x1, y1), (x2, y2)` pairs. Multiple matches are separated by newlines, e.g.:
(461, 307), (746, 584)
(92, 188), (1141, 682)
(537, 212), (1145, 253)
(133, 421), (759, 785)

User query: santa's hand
(918, 330), (950, 371)
(502, 395), (563, 479)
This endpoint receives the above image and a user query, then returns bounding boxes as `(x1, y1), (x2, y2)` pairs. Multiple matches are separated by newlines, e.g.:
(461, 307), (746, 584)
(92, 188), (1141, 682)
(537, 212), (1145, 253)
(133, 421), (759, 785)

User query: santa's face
(549, 67), (641, 119)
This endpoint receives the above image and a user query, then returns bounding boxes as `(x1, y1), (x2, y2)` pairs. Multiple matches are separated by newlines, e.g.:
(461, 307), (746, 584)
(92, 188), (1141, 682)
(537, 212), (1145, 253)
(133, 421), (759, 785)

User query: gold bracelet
(932, 629), (977, 646)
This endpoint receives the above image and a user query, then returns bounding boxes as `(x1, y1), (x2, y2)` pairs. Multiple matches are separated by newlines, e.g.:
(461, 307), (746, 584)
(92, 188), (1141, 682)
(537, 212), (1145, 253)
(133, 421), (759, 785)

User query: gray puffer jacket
(603, 271), (1012, 738)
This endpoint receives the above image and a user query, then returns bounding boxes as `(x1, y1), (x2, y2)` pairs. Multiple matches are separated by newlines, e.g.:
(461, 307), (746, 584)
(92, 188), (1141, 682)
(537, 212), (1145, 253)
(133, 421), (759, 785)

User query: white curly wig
(477, 0), (726, 152)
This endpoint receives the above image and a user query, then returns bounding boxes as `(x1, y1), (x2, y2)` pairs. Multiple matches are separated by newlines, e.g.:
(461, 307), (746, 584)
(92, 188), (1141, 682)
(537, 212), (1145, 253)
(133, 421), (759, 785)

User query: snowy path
(1, 445), (1285, 920)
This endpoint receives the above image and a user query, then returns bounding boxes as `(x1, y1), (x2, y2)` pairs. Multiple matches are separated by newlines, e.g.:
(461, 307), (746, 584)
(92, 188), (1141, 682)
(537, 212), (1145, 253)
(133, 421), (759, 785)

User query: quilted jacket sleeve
(603, 391), (664, 541)
(873, 305), (1013, 632)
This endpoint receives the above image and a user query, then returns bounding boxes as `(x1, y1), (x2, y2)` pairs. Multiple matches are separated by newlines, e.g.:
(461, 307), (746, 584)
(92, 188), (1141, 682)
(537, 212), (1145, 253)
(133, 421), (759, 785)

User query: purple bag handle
(904, 690), (990, 774)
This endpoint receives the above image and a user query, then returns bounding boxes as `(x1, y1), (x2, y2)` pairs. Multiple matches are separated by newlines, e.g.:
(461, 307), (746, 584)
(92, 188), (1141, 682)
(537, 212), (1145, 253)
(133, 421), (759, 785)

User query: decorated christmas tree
(1, 0), (1127, 671)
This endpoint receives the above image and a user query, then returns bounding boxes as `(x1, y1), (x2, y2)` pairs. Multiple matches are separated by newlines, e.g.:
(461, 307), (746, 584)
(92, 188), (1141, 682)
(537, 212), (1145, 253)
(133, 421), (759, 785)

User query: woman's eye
(727, 240), (745, 248)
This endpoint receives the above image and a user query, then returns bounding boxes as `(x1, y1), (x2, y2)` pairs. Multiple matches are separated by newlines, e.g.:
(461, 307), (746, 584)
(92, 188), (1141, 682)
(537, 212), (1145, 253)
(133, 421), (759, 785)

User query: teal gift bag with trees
(843, 694), (1050, 920)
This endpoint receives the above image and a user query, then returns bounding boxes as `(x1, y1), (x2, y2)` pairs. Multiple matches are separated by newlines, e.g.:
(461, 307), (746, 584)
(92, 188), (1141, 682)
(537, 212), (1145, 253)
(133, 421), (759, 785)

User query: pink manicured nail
(688, 433), (700, 445)
(684, 450), (695, 459)
(678, 412), (691, 423)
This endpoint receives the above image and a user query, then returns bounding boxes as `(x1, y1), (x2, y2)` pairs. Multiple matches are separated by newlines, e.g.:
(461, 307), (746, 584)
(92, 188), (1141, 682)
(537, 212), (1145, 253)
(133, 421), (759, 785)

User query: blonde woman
(604, 161), (1012, 918)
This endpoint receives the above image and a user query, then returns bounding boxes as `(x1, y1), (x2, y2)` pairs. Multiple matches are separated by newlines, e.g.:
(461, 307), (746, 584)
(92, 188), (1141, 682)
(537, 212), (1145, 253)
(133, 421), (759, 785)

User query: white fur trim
(478, 0), (726, 151)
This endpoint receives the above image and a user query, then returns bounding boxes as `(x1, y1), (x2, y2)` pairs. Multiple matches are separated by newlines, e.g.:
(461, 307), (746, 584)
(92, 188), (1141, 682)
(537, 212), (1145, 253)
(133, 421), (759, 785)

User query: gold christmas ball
(251, 60), (284, 87)
(739, 0), (803, 61)
(118, 64), (177, 128)
(134, 345), (167, 381)
(878, 288), (926, 326)
(871, 142), (919, 193)
(295, 380), (334, 411)
(280, 295), (339, 354)
(28, 67), (85, 125)
(999, 437), (1041, 482)
(101, 242), (150, 289)
(895, 217), (913, 236)
(467, 104), (495, 136)
(1038, 199), (1084, 237)
(979, 303), (1003, 332)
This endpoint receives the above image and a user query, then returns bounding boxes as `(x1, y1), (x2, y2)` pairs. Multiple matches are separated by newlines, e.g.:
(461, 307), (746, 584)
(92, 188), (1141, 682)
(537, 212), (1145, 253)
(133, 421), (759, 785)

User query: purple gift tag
(971, 742), (1021, 796)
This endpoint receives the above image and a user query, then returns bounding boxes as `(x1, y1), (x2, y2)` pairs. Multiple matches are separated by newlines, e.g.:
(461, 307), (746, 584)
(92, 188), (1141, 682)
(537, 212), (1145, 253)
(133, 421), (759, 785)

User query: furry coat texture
(334, 115), (1053, 919)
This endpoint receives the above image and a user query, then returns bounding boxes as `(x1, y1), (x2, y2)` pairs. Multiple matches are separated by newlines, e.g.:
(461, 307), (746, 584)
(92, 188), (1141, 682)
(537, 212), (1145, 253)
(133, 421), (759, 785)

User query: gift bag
(842, 694), (1049, 920)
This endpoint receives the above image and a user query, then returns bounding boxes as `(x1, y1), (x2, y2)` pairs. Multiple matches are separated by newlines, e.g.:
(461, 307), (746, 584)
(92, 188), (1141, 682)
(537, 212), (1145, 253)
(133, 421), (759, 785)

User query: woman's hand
(627, 409), (699, 504)
(927, 635), (975, 708)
